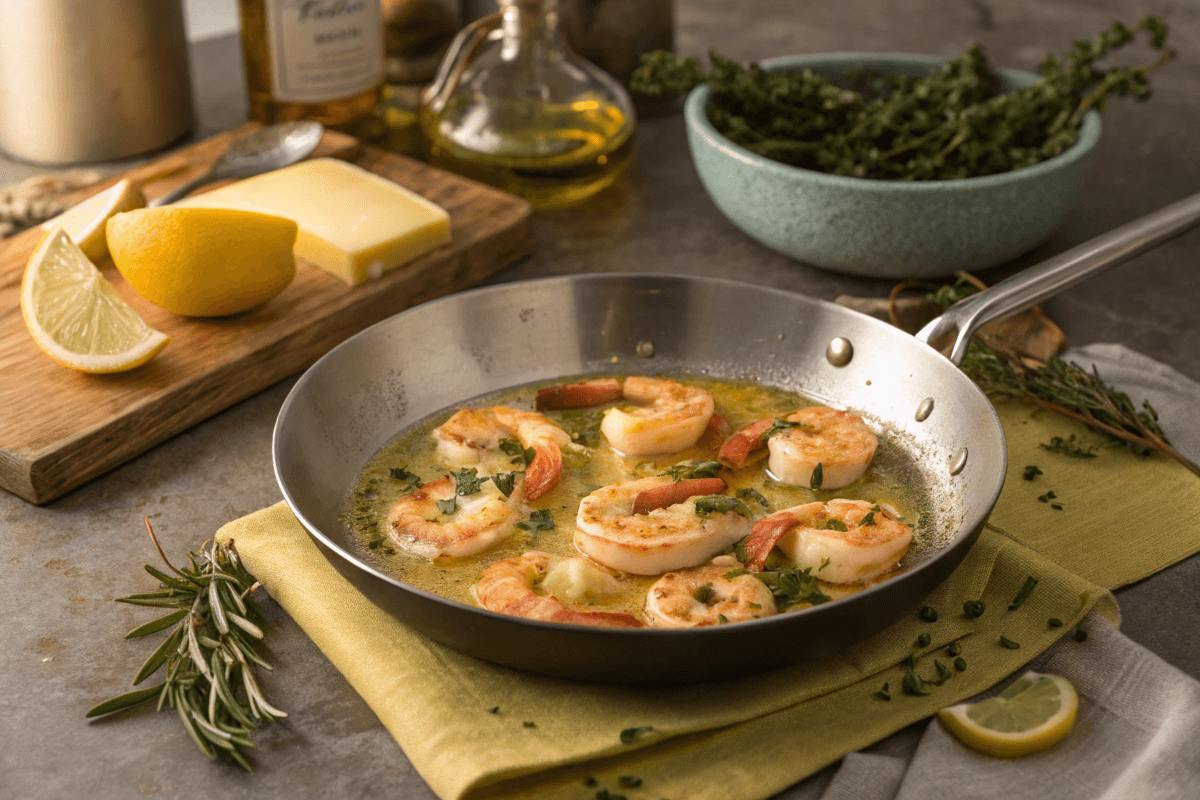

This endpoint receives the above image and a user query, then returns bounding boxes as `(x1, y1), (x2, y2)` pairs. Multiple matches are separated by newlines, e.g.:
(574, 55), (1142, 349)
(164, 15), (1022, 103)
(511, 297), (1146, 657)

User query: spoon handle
(148, 170), (217, 207)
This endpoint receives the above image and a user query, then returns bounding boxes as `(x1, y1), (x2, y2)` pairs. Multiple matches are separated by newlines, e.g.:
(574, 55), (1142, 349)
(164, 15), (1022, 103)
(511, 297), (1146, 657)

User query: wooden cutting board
(0, 124), (534, 504)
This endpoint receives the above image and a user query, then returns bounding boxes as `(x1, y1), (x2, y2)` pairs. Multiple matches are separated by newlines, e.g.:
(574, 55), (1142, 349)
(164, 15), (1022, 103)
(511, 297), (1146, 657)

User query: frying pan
(274, 193), (1200, 683)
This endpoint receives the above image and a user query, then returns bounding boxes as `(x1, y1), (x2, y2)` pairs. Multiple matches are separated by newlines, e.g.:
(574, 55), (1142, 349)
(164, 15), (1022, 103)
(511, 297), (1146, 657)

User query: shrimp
(742, 499), (913, 584)
(536, 376), (714, 457)
(474, 551), (644, 628)
(432, 407), (571, 501)
(574, 476), (752, 575)
(386, 476), (521, 559)
(719, 406), (877, 490)
(645, 565), (777, 628)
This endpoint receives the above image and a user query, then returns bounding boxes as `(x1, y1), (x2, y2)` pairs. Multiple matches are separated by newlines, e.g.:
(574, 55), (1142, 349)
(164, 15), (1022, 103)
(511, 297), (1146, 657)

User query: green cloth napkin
(215, 401), (1200, 800)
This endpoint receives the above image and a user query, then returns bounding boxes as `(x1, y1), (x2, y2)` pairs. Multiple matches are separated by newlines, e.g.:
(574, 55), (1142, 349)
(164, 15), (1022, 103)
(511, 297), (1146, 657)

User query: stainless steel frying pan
(273, 193), (1200, 683)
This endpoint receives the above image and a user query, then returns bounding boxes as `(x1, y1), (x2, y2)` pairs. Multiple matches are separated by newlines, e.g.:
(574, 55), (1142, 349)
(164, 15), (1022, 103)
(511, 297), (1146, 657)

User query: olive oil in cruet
(419, 0), (635, 208)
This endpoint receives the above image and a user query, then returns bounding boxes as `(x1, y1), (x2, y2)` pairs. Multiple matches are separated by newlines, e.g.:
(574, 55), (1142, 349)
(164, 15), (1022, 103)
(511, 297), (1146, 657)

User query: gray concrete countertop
(2, 1), (1198, 798)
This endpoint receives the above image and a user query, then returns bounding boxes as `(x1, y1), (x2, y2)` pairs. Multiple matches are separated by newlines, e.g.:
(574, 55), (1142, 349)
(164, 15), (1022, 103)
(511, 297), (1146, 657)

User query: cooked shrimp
(537, 376), (714, 457)
(742, 499), (912, 584)
(474, 551), (643, 627)
(432, 407), (571, 501)
(645, 565), (777, 628)
(386, 476), (521, 559)
(719, 406), (877, 489)
(574, 476), (751, 575)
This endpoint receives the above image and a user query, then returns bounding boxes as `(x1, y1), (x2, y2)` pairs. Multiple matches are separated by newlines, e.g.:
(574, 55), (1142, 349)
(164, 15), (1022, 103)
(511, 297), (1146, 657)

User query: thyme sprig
(86, 519), (284, 771)
(631, 17), (1171, 180)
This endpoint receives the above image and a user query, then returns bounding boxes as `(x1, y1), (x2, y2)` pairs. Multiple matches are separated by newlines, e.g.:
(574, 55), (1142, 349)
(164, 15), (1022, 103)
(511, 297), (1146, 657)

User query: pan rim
(273, 272), (1008, 638)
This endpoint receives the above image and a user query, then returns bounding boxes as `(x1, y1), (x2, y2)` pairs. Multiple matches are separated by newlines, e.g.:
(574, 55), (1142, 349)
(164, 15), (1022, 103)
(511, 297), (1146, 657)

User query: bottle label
(265, 0), (383, 103)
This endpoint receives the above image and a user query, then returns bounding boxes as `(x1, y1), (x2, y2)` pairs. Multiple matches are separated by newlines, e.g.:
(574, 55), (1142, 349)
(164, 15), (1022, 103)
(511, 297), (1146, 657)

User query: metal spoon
(148, 121), (324, 207)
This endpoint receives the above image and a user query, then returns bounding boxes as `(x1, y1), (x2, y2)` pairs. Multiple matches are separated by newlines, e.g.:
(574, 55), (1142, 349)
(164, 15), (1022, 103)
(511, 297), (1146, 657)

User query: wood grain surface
(0, 124), (533, 504)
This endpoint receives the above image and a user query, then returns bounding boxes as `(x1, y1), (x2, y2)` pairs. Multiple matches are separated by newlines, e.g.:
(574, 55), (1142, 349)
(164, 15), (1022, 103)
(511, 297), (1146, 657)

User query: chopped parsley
(516, 509), (555, 531)
(754, 565), (831, 609)
(490, 471), (518, 498)
(663, 460), (723, 480)
(498, 438), (535, 466)
(451, 467), (487, 496)
(435, 497), (457, 516)
(694, 583), (716, 604)
(387, 465), (422, 491)
(367, 535), (387, 549)
(693, 495), (751, 518)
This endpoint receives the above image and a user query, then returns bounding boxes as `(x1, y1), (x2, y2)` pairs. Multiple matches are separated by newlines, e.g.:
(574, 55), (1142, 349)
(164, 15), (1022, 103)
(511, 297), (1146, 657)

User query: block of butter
(179, 158), (451, 286)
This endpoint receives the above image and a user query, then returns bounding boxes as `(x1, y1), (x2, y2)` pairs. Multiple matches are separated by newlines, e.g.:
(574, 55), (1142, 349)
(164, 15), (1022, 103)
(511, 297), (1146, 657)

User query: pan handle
(915, 191), (1200, 365)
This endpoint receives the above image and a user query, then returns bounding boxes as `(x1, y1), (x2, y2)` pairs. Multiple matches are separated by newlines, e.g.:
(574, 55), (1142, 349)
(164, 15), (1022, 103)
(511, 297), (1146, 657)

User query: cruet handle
(421, 13), (501, 115)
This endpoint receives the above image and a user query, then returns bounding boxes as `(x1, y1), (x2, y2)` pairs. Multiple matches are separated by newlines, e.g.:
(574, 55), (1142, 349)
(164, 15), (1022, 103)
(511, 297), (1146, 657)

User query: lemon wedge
(21, 227), (169, 373)
(937, 671), (1078, 757)
(106, 207), (298, 318)
(40, 179), (146, 263)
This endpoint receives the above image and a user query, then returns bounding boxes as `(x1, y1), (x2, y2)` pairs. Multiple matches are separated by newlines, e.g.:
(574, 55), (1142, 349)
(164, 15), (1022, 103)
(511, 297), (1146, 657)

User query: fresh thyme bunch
(631, 17), (1171, 180)
(86, 521), (285, 771)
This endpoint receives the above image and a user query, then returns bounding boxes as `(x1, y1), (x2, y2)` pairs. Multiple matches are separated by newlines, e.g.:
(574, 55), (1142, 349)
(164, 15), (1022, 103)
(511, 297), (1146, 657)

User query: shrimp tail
(535, 378), (624, 410)
(742, 511), (803, 572)
(718, 416), (776, 466)
(632, 477), (727, 515)
(523, 439), (563, 501)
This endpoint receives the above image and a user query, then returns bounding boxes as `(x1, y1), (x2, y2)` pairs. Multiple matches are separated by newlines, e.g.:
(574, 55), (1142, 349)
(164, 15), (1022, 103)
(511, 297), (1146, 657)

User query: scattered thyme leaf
(954, 657), (967, 672)
(902, 662), (932, 696)
(367, 535), (387, 549)
(819, 518), (848, 532)
(819, 557), (831, 572)
(1073, 628), (1089, 642)
(1009, 576), (1038, 610)
(620, 726), (653, 744)
(1049, 617), (1064, 628)
(1040, 435), (1098, 458)
(860, 505), (882, 527)
(876, 682), (891, 701)
(963, 600), (986, 619)
(1037, 491), (1058, 503)
(1023, 465), (1043, 481)
(916, 632), (931, 647)
(523, 721), (537, 728)
(488, 706), (500, 714)
(1000, 635), (1021, 649)
(947, 641), (961, 657)
(619, 776), (643, 788)
(498, 438), (535, 466)
(718, 614), (729, 624)
(934, 659), (954, 685)
(694, 583), (716, 605)
(919, 605), (939, 622)
(754, 565), (831, 610)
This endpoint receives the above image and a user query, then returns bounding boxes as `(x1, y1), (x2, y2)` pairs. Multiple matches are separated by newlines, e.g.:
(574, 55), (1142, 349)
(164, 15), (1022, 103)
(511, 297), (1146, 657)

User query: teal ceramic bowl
(684, 53), (1102, 278)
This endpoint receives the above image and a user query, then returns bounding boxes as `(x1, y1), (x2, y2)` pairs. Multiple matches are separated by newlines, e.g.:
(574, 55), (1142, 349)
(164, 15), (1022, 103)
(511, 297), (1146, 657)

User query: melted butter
(343, 375), (934, 618)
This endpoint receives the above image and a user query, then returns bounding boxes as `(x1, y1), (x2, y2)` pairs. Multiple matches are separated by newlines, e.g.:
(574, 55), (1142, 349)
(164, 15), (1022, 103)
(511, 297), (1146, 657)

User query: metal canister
(0, 0), (194, 164)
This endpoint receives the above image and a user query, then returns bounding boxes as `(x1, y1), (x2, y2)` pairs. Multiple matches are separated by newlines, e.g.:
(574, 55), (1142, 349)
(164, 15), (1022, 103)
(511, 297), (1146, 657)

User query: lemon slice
(106, 207), (298, 318)
(937, 671), (1078, 757)
(21, 227), (169, 373)
(40, 179), (146, 263)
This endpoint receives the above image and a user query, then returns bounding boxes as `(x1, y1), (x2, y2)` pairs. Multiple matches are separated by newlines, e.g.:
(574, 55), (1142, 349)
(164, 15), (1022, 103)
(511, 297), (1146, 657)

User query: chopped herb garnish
(596, 790), (627, 800)
(693, 495), (751, 518)
(876, 682), (891, 701)
(1051, 503), (1064, 511)
(1023, 465), (1043, 481)
(723, 567), (748, 580)
(618, 776), (643, 788)
(761, 417), (805, 441)
(553, 408), (605, 448)
(902, 662), (931, 696)
(748, 602), (761, 610)
(754, 565), (832, 609)
(523, 721), (537, 728)
(367, 535), (387, 549)
(490, 471), (518, 498)
(488, 706), (500, 714)
(388, 465), (422, 490)
(819, 557), (831, 571)
(498, 438), (535, 466)
(963, 600), (986, 619)
(818, 518), (848, 532)
(516, 509), (555, 532)
(435, 497), (457, 515)
(694, 583), (716, 605)
(954, 657), (967, 672)
(859, 505), (882, 527)
(1009, 576), (1038, 610)
(916, 632), (931, 647)
(934, 659), (954, 685)
(718, 614), (729, 624)
(919, 605), (939, 622)
(1048, 617), (1064, 628)
(735, 487), (771, 511)
(664, 460), (723, 481)
(585, 777), (598, 787)
(999, 635), (1021, 649)
(620, 726), (653, 745)
(1073, 628), (1088, 642)
(947, 641), (961, 657)
(1040, 434), (1098, 458)
(810, 462), (824, 491)
(451, 468), (486, 496)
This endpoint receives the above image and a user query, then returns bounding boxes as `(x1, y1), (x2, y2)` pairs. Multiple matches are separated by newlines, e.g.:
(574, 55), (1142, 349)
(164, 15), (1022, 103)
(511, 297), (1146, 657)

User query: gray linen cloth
(778, 344), (1200, 800)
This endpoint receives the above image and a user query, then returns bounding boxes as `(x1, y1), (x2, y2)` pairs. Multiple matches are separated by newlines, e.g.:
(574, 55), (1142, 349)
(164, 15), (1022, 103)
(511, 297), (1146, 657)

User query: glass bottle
(419, 0), (636, 209)
(238, 0), (385, 132)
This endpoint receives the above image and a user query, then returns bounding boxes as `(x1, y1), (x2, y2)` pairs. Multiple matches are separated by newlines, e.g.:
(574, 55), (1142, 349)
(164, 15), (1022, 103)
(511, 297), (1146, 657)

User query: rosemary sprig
(86, 519), (285, 771)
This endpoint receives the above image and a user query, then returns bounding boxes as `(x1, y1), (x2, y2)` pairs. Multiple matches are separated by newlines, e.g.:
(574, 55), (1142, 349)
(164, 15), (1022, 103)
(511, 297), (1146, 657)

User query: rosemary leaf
(133, 626), (185, 685)
(85, 683), (166, 718)
(124, 608), (188, 639)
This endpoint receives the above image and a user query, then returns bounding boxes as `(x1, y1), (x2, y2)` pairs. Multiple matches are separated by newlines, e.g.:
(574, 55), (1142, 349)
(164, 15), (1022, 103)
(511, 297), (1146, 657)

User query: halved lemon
(937, 671), (1077, 757)
(21, 227), (169, 373)
(40, 179), (146, 263)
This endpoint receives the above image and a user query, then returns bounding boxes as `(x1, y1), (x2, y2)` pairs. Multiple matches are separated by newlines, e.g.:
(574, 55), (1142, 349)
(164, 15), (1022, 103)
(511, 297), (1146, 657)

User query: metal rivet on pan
(636, 340), (655, 358)
(826, 337), (853, 367)
(949, 447), (969, 475)
(915, 398), (934, 422)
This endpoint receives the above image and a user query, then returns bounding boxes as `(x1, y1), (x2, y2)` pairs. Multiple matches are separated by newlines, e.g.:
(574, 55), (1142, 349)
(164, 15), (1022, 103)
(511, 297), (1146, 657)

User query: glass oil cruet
(419, 0), (636, 209)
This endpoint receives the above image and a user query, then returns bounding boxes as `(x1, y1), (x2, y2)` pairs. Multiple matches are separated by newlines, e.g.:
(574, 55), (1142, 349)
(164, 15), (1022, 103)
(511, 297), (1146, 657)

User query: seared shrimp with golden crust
(574, 476), (751, 575)
(743, 499), (912, 584)
(646, 565), (777, 628)
(719, 406), (877, 490)
(433, 407), (571, 501)
(474, 551), (644, 628)
(536, 376), (714, 457)
(386, 477), (522, 559)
